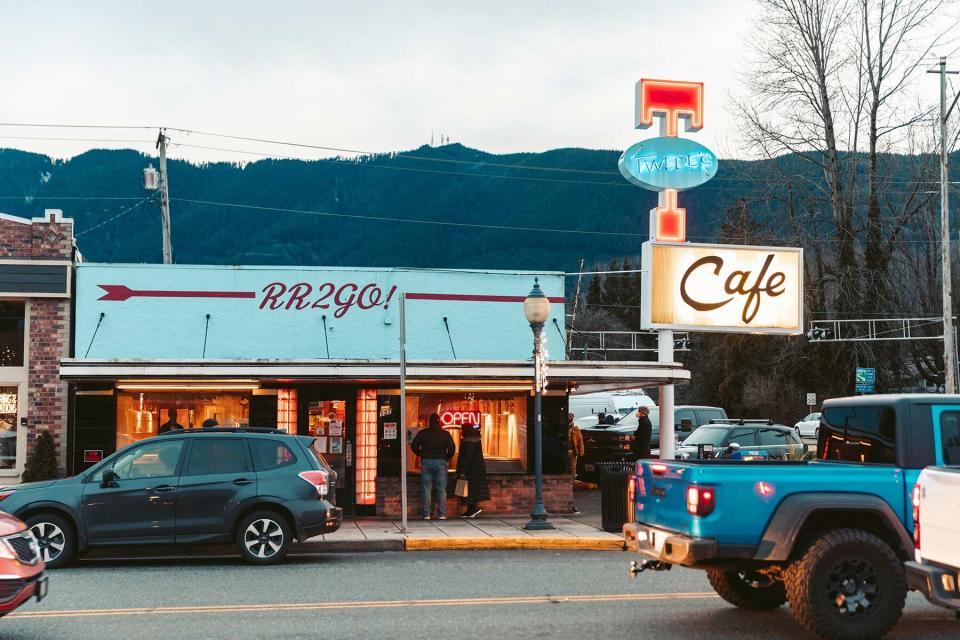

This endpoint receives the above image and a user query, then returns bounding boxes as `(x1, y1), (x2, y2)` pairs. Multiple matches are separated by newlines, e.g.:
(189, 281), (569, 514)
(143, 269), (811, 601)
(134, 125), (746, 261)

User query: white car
(793, 412), (821, 438)
(906, 465), (960, 614)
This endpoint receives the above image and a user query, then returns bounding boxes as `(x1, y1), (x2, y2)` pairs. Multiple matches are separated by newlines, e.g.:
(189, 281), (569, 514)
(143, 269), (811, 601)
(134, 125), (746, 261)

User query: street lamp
(523, 278), (554, 531)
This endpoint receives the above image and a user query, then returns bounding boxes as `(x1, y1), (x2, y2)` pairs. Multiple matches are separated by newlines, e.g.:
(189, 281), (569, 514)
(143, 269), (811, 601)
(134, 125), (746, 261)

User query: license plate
(648, 528), (668, 553)
(584, 464), (595, 472)
(35, 575), (48, 602)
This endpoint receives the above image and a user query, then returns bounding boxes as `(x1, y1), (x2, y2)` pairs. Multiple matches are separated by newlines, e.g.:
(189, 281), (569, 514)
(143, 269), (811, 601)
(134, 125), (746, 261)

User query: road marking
(9, 592), (718, 620)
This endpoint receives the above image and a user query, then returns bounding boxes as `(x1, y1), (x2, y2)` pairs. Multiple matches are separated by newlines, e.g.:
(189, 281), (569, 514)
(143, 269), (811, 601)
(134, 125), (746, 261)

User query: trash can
(598, 461), (635, 533)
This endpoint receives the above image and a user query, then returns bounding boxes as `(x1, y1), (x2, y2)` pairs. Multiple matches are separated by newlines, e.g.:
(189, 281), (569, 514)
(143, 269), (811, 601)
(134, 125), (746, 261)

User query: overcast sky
(5, 1), (765, 162)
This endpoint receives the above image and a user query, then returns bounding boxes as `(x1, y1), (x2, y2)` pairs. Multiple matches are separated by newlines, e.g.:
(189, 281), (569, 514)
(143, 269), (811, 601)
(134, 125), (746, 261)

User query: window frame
(92, 438), (186, 482)
(249, 437), (299, 472)
(820, 404), (898, 465)
(0, 300), (29, 477)
(935, 409), (960, 466)
(183, 437), (253, 477)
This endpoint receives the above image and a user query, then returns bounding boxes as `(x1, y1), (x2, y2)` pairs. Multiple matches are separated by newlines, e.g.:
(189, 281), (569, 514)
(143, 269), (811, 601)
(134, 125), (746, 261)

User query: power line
(75, 195), (157, 237)
(169, 197), (651, 237)
(0, 136), (154, 143)
(0, 122), (153, 130)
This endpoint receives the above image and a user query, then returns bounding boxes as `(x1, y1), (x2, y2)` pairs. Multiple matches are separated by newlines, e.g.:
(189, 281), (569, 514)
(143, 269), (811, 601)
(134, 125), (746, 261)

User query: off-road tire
(706, 568), (787, 610)
(236, 510), (292, 565)
(784, 528), (906, 640)
(25, 512), (76, 569)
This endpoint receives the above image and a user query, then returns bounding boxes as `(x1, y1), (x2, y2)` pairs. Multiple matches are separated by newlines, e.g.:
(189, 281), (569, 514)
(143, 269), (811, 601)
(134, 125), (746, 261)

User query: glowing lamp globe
(523, 278), (551, 325)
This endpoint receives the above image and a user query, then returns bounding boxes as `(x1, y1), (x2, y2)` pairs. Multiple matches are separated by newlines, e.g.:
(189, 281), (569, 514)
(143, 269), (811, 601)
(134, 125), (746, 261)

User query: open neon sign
(440, 411), (482, 426)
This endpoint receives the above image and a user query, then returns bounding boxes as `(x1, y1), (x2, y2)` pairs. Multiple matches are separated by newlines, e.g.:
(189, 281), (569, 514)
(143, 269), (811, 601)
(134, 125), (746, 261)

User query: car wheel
(26, 513), (76, 569)
(706, 568), (786, 610)
(785, 528), (906, 640)
(237, 511), (291, 565)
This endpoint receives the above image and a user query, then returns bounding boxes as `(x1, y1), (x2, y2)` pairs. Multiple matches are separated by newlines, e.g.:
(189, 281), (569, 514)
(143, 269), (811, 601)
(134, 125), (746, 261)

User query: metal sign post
(399, 293), (408, 534)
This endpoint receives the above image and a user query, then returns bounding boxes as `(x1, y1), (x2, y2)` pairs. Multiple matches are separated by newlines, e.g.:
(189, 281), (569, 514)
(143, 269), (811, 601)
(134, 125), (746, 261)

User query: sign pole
(658, 329), (675, 460)
(399, 293), (408, 534)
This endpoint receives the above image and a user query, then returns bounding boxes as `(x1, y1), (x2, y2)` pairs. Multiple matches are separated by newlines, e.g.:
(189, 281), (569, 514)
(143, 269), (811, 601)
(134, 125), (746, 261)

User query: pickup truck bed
(631, 459), (913, 564)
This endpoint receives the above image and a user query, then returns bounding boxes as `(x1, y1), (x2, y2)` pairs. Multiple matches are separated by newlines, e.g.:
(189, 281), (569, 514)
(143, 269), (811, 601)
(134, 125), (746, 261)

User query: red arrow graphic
(98, 284), (257, 302)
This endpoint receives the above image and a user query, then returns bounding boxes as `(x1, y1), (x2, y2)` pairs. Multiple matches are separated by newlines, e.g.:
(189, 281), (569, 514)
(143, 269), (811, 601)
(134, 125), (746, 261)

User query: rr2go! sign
(260, 282), (398, 318)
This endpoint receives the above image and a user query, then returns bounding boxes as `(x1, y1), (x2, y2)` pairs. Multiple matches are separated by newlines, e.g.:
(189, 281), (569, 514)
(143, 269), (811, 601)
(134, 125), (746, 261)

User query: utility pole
(156, 128), (173, 264)
(929, 58), (960, 393)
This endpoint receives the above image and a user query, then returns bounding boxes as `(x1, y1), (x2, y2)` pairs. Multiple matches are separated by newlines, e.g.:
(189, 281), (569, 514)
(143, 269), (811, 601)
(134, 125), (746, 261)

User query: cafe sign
(641, 241), (803, 334)
(618, 137), (718, 191)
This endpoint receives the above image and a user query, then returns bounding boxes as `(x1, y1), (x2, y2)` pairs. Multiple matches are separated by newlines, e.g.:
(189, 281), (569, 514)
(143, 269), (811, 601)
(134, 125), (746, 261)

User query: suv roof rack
(708, 418), (775, 426)
(159, 427), (289, 435)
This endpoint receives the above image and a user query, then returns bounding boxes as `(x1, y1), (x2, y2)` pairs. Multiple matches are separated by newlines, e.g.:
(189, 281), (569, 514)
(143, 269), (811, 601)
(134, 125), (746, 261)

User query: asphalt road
(3, 551), (957, 640)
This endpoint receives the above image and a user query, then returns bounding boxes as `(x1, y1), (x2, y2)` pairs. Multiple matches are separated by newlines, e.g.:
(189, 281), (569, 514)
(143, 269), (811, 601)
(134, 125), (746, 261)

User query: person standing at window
(566, 413), (584, 478)
(455, 423), (489, 518)
(411, 413), (456, 520)
(632, 406), (653, 459)
(158, 408), (184, 434)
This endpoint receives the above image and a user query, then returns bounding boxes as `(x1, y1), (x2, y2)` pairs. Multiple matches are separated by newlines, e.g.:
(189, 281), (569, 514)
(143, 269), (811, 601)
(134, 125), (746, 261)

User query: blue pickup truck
(624, 394), (958, 640)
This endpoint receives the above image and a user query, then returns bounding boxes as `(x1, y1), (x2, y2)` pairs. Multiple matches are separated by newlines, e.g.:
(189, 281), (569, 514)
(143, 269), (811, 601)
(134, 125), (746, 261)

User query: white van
(570, 391), (655, 424)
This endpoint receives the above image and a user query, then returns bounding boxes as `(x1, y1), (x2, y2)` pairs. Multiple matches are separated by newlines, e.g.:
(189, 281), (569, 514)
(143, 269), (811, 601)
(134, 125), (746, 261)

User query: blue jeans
(420, 458), (448, 518)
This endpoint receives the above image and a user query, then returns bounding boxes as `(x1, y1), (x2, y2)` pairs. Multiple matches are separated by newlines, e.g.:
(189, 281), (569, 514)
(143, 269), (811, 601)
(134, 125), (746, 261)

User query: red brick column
(0, 209), (74, 476)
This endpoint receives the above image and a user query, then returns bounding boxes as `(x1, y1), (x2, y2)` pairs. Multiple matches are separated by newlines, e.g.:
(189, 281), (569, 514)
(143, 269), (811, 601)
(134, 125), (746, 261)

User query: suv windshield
(681, 426), (729, 446)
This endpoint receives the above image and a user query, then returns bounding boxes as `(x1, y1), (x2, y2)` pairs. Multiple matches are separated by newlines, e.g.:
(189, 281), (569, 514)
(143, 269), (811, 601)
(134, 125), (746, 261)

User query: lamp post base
(523, 506), (555, 531)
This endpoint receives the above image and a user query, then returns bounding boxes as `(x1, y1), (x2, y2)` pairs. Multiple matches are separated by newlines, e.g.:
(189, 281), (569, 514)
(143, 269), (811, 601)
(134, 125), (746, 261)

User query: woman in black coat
(455, 423), (490, 518)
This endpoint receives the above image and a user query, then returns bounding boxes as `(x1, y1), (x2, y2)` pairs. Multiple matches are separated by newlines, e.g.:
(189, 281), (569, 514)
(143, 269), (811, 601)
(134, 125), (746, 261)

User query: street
(3, 551), (956, 640)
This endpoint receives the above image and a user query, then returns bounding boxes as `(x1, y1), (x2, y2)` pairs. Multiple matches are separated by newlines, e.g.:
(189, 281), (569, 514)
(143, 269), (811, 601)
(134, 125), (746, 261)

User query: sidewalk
(300, 488), (623, 553)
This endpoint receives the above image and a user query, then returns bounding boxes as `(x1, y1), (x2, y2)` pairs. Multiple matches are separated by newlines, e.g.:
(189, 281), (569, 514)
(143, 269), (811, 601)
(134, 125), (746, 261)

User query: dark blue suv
(0, 428), (342, 567)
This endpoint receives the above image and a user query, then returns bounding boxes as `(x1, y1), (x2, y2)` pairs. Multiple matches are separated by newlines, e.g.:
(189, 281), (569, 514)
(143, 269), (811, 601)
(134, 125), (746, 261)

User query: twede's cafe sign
(641, 242), (803, 334)
(619, 78), (803, 335)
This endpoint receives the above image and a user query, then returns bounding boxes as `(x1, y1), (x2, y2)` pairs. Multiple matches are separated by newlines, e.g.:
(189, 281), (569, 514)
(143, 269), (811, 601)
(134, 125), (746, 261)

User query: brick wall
(376, 474), (574, 517)
(0, 210), (74, 476)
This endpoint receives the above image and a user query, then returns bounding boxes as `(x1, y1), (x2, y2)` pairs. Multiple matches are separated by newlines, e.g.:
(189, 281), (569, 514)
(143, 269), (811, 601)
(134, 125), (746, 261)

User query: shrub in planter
(21, 431), (58, 482)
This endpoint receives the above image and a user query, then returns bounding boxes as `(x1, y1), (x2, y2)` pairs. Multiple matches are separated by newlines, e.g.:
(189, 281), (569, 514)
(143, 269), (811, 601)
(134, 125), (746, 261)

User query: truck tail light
(649, 463), (668, 476)
(687, 485), (715, 516)
(912, 483), (921, 550)
(0, 490), (15, 502)
(299, 470), (329, 498)
(627, 475), (636, 503)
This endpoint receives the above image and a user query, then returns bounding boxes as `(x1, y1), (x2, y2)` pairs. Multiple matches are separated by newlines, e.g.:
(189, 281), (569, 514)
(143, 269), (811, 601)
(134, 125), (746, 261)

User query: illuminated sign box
(618, 137), (718, 191)
(641, 242), (803, 334)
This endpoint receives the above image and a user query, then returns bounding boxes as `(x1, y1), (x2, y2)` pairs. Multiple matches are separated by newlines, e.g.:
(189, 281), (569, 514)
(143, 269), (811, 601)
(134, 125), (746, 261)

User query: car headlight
(0, 539), (16, 560)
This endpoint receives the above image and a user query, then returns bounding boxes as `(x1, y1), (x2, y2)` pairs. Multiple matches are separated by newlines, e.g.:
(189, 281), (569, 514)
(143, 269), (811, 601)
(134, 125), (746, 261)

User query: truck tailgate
(919, 467), (960, 566)
(635, 460), (907, 547)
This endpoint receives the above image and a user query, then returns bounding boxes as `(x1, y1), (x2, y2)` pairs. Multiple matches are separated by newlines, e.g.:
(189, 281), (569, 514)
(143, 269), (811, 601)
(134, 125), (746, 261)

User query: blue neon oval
(618, 137), (719, 191)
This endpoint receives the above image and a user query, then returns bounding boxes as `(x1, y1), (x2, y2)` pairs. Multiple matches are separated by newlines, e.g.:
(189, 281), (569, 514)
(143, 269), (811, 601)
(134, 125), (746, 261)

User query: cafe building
(61, 262), (689, 516)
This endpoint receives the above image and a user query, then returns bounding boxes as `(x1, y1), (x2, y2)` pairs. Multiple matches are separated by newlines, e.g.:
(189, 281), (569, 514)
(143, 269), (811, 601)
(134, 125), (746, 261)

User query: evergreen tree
(22, 431), (59, 482)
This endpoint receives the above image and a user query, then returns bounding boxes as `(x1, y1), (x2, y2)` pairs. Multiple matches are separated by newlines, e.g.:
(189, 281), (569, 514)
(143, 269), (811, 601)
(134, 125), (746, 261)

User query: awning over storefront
(59, 358), (689, 390)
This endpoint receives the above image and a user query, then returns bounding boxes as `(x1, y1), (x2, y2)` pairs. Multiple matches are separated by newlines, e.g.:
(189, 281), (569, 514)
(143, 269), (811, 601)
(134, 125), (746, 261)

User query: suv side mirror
(101, 469), (118, 489)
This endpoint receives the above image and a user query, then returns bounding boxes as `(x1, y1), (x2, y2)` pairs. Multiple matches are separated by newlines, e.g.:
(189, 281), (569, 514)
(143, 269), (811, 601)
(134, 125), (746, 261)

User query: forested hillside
(0, 144), (829, 271)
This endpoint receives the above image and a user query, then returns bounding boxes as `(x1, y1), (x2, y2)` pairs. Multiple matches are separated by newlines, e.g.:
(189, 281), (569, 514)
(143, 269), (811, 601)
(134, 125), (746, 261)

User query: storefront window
(0, 302), (25, 367)
(406, 393), (527, 472)
(115, 391), (251, 448)
(0, 387), (17, 470)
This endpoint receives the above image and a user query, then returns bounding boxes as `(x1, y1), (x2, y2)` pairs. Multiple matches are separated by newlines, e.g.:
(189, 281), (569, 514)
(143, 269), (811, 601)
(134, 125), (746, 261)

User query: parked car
(624, 394), (952, 640)
(794, 412), (821, 438)
(906, 465), (960, 615)
(0, 512), (46, 617)
(570, 391), (655, 424)
(0, 428), (342, 568)
(577, 405), (727, 482)
(675, 420), (807, 461)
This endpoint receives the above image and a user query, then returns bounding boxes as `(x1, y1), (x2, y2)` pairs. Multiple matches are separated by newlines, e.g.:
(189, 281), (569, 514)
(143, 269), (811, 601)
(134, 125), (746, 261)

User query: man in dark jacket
(411, 413), (456, 520)
(632, 406), (653, 459)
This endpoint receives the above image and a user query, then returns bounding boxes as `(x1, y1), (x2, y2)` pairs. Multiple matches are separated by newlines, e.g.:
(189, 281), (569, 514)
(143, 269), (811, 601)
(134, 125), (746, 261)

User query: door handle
(233, 478), (253, 486)
(152, 485), (176, 493)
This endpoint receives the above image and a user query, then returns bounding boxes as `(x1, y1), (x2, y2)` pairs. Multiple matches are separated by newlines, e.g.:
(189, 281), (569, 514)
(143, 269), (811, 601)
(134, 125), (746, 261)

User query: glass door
(307, 399), (350, 507)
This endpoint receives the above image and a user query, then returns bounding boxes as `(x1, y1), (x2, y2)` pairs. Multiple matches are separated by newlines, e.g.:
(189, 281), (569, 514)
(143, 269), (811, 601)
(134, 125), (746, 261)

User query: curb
(404, 537), (625, 551)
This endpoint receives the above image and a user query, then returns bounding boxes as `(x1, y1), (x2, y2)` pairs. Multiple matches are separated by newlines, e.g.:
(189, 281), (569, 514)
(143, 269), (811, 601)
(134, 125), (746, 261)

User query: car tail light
(687, 485), (715, 516)
(912, 483), (921, 550)
(299, 470), (329, 498)
(627, 475), (636, 503)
